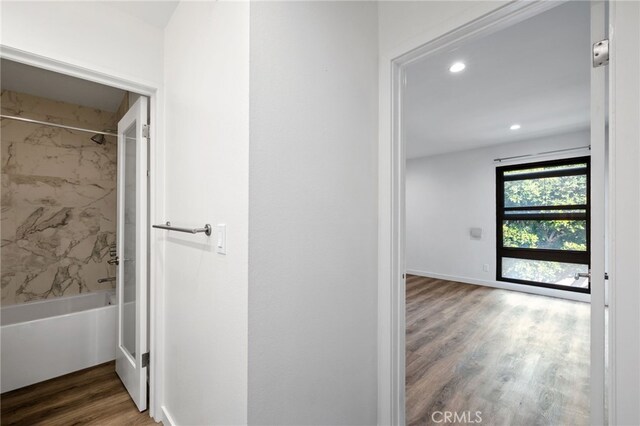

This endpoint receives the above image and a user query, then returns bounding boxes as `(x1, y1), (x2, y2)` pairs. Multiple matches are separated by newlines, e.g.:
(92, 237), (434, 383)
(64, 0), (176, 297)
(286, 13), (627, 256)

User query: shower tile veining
(1, 90), (123, 306)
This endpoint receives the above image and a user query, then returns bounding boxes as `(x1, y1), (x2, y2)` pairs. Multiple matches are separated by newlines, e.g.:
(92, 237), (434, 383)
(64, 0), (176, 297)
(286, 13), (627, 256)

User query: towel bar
(152, 221), (212, 236)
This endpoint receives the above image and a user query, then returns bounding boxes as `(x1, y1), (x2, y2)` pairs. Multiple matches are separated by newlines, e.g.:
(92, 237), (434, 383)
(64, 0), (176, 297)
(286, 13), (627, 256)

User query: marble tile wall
(1, 90), (123, 305)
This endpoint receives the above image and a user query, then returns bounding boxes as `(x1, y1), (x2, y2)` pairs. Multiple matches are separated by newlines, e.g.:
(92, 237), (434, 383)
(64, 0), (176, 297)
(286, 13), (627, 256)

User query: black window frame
(496, 156), (591, 293)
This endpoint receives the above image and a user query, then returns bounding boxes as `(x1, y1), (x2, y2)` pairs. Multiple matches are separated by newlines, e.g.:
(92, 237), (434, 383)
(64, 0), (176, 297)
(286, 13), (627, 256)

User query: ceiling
(404, 1), (591, 159)
(106, 1), (179, 29)
(1, 59), (127, 112)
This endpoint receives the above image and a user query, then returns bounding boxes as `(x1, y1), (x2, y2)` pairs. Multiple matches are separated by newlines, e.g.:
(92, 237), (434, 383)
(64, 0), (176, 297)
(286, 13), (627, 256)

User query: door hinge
(142, 352), (150, 368)
(593, 39), (609, 68)
(142, 124), (150, 138)
(147, 170), (150, 178)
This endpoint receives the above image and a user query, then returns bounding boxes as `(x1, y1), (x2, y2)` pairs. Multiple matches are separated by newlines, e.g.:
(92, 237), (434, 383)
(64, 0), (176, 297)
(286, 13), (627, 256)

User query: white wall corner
(161, 405), (177, 426)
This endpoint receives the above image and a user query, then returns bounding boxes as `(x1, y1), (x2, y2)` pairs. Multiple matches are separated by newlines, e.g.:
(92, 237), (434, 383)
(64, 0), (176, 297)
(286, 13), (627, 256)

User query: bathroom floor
(0, 362), (158, 425)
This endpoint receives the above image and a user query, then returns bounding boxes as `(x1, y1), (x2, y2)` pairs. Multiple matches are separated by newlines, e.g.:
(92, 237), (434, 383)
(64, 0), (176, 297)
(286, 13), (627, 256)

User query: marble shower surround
(1, 90), (123, 306)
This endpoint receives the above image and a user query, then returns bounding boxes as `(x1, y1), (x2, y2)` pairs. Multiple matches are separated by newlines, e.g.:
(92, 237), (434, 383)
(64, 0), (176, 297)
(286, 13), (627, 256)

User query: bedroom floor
(406, 275), (590, 426)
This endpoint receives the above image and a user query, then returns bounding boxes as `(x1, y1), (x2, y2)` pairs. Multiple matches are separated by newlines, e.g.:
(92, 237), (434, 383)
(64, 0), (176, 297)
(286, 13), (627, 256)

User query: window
(496, 157), (590, 293)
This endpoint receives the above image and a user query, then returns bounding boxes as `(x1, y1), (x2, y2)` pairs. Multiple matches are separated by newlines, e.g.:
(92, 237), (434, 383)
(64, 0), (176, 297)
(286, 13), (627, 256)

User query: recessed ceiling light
(510, 124), (521, 130)
(449, 62), (466, 73)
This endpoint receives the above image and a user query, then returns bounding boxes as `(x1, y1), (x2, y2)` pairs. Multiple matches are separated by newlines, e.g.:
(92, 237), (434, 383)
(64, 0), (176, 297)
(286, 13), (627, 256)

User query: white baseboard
(161, 405), (177, 426)
(406, 269), (591, 303)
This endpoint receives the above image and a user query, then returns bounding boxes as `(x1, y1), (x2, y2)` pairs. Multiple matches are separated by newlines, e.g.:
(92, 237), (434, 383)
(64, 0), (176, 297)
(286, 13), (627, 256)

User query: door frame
(0, 45), (166, 422)
(377, 1), (611, 424)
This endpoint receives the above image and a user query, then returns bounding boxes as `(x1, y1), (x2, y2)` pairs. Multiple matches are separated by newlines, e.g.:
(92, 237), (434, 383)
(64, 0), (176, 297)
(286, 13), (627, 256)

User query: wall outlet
(482, 264), (489, 272)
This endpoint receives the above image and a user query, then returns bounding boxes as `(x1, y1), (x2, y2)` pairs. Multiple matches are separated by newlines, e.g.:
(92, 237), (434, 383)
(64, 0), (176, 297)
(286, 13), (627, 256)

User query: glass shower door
(115, 97), (148, 412)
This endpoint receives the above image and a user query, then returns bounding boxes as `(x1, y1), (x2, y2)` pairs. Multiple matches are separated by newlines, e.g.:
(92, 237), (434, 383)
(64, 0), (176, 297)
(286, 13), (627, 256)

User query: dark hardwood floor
(406, 275), (590, 426)
(1, 362), (158, 426)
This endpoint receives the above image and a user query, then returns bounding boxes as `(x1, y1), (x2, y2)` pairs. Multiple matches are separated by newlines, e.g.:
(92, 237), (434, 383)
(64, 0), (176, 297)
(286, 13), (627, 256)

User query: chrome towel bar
(152, 221), (212, 236)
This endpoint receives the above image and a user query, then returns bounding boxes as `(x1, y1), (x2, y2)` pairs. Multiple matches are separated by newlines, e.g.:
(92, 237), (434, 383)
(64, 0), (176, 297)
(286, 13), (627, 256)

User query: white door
(115, 97), (149, 412)
(590, 1), (607, 424)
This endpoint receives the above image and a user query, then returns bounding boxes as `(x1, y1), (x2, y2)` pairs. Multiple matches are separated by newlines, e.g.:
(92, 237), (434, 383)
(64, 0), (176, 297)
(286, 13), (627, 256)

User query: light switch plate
(216, 224), (226, 255)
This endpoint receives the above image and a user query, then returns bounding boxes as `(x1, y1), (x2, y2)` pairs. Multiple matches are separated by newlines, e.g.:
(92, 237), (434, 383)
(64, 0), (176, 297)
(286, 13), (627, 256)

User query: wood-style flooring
(1, 362), (158, 426)
(406, 275), (590, 426)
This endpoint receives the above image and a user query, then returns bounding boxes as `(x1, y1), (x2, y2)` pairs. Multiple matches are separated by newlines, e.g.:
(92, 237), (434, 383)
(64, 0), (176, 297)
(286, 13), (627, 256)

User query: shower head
(90, 134), (106, 145)
(90, 129), (116, 145)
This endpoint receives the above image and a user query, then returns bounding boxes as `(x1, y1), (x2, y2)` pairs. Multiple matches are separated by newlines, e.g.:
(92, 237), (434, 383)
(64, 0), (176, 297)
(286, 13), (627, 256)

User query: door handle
(574, 271), (609, 280)
(575, 272), (590, 280)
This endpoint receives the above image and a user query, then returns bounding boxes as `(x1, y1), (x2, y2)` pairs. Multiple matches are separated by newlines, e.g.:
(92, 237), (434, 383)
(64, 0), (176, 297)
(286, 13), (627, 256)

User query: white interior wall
(405, 130), (590, 301)
(378, 1), (508, 57)
(609, 2), (640, 423)
(248, 2), (379, 424)
(162, 2), (249, 425)
(0, 1), (163, 87)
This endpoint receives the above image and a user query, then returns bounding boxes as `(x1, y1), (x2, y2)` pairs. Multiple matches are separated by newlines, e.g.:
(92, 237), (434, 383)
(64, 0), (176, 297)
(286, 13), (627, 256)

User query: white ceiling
(106, 1), (179, 29)
(1, 59), (127, 112)
(404, 1), (591, 159)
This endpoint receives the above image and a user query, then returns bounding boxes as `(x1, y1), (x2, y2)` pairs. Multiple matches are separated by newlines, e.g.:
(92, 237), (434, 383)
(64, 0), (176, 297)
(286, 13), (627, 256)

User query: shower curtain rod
(493, 145), (591, 163)
(0, 114), (117, 137)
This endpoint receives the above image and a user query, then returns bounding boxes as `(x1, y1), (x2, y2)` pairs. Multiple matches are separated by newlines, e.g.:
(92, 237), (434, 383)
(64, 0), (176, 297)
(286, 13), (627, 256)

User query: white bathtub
(1, 290), (117, 393)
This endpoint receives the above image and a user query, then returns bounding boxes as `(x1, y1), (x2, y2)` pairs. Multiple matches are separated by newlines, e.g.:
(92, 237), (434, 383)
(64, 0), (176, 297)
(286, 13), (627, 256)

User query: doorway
(386, 1), (609, 424)
(0, 57), (155, 420)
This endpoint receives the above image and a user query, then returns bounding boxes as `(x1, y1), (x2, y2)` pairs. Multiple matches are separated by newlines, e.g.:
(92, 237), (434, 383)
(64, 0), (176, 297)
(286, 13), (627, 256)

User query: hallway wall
(248, 2), (379, 424)
(0, 1), (164, 87)
(162, 2), (250, 425)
